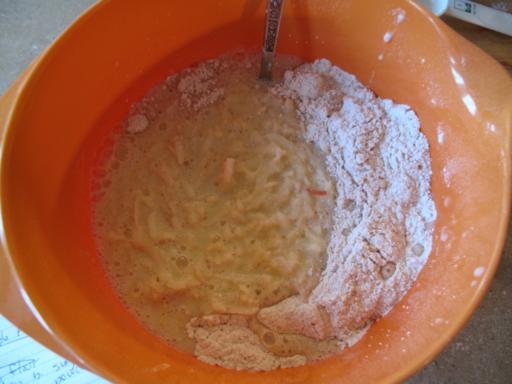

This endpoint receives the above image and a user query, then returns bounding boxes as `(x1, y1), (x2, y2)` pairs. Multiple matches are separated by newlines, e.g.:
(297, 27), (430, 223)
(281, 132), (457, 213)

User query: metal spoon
(259, 0), (285, 81)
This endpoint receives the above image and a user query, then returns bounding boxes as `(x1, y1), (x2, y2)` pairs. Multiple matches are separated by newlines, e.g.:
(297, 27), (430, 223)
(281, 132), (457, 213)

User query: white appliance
(415, 0), (512, 36)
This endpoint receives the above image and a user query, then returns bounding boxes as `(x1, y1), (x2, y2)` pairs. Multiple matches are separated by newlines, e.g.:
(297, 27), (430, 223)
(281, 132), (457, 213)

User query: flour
(176, 59), (225, 111)
(186, 315), (306, 370)
(185, 58), (436, 369)
(126, 114), (149, 134)
(257, 59), (436, 342)
(125, 58), (230, 131)
(117, 55), (436, 371)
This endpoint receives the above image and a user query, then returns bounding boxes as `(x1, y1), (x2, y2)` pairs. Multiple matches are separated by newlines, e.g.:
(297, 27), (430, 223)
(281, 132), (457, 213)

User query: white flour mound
(181, 57), (437, 370)
(186, 315), (307, 371)
(257, 59), (437, 343)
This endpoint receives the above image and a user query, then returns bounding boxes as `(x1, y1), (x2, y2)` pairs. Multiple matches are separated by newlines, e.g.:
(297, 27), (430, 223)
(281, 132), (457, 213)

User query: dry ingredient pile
(93, 53), (436, 371)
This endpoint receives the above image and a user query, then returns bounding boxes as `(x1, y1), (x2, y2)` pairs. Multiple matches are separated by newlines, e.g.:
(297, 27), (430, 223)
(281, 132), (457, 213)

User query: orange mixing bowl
(0, 0), (510, 383)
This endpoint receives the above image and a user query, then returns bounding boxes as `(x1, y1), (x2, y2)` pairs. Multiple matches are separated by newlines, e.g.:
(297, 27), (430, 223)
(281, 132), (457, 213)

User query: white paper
(0, 315), (108, 384)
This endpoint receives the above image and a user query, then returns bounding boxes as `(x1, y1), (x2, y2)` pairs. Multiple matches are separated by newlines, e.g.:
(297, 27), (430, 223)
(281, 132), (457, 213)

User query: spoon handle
(259, 0), (285, 81)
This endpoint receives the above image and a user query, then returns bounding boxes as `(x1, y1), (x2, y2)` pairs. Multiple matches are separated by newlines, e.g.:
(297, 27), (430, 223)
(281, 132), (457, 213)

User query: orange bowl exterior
(0, 1), (511, 383)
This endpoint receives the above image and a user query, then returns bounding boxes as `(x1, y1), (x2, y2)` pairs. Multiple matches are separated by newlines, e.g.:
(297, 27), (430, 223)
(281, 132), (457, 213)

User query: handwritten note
(0, 316), (108, 384)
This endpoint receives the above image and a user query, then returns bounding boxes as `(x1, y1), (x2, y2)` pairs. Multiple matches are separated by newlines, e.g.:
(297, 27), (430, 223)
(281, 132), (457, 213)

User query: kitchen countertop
(0, 1), (510, 383)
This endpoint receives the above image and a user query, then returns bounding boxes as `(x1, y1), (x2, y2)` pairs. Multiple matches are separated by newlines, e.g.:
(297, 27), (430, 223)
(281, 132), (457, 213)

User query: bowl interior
(1, 0), (511, 383)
